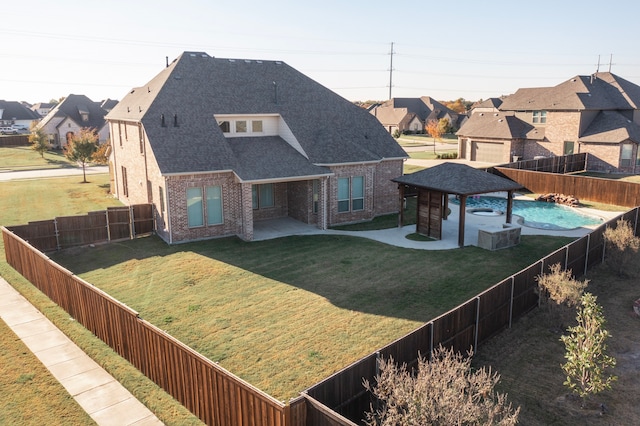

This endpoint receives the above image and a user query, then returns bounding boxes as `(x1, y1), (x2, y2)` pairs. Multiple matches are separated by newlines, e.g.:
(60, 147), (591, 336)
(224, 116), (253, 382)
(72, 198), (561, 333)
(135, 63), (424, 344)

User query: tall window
(252, 183), (274, 209)
(159, 186), (165, 214)
(121, 166), (128, 197)
(532, 110), (547, 124)
(338, 176), (364, 213)
(563, 141), (575, 155)
(206, 186), (223, 224)
(621, 143), (633, 167)
(312, 180), (319, 214)
(187, 187), (204, 227)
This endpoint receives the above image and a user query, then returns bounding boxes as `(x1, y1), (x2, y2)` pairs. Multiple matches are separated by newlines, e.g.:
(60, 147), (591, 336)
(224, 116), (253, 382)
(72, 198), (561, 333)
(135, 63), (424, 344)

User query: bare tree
(363, 345), (520, 425)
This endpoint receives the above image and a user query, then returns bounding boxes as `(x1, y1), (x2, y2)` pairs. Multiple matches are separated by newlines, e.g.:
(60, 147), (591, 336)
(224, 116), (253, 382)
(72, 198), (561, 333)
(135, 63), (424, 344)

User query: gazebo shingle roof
(392, 162), (522, 195)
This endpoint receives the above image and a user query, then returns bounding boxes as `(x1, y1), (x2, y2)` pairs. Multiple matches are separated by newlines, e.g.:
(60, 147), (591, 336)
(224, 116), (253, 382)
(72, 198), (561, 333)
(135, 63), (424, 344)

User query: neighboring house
(370, 97), (464, 134)
(31, 102), (56, 117)
(457, 72), (640, 172)
(469, 97), (503, 115)
(0, 100), (41, 129)
(36, 94), (111, 148)
(106, 51), (407, 244)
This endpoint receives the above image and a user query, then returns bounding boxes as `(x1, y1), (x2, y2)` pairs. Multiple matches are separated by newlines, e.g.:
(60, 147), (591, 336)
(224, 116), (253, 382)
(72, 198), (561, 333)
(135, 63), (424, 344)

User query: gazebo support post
(443, 192), (449, 220)
(458, 195), (467, 247)
(506, 190), (514, 224)
(398, 184), (405, 228)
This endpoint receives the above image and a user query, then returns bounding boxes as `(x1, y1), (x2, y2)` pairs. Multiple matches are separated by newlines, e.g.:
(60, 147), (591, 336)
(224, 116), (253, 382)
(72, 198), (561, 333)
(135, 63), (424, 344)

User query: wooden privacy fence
(499, 152), (587, 174)
(0, 135), (30, 146)
(2, 228), (297, 426)
(7, 204), (154, 252)
(495, 167), (640, 208)
(303, 208), (638, 424)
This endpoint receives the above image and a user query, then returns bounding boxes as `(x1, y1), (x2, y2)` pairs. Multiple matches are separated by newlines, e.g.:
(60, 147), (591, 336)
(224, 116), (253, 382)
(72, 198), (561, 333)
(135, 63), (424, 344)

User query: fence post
(129, 205), (135, 239)
(54, 217), (60, 251)
(508, 276), (514, 328)
(584, 234), (590, 277)
(105, 209), (112, 242)
(474, 296), (480, 350)
(429, 321), (434, 355)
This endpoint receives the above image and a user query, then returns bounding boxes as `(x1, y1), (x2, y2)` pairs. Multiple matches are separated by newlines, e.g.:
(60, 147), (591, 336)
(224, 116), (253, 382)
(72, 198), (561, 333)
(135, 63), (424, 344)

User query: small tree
(561, 293), (617, 408)
(603, 218), (640, 276)
(425, 119), (442, 154)
(65, 128), (98, 183)
(29, 127), (49, 158)
(363, 345), (520, 425)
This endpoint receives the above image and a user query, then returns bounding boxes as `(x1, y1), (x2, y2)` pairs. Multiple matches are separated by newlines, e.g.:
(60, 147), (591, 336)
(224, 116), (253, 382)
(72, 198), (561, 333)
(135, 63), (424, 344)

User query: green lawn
(50, 233), (574, 401)
(0, 173), (203, 425)
(0, 146), (76, 171)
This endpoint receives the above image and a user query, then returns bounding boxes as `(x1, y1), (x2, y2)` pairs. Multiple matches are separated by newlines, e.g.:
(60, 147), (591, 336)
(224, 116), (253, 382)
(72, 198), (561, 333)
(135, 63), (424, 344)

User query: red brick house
(106, 52), (407, 243)
(457, 72), (640, 172)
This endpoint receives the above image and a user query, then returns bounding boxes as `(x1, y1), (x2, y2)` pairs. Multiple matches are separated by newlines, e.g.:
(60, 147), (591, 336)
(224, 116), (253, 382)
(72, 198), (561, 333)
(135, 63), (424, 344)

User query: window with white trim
(621, 143), (633, 167)
(532, 110), (547, 124)
(252, 183), (274, 209)
(337, 176), (364, 213)
(187, 185), (224, 227)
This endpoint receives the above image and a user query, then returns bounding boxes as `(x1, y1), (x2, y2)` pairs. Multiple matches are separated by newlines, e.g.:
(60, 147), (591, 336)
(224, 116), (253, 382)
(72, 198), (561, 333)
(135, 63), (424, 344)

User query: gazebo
(392, 163), (523, 247)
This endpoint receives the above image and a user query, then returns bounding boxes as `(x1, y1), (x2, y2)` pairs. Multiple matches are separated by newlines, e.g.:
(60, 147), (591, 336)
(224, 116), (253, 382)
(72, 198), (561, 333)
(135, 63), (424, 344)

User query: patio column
(458, 195), (467, 247)
(240, 182), (254, 241)
(320, 177), (328, 230)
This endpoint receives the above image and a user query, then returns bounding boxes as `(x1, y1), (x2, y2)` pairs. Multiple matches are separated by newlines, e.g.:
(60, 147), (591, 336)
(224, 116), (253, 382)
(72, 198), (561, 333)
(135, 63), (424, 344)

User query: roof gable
(108, 52), (407, 176)
(579, 110), (640, 144)
(456, 111), (544, 140)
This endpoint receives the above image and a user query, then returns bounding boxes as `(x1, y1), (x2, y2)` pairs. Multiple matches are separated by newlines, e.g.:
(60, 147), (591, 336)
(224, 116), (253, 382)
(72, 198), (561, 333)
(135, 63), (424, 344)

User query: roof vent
(479, 113), (484, 116)
(201, 54), (207, 58)
(498, 119), (503, 122)
(189, 53), (196, 57)
(139, 106), (142, 113)
(275, 61), (282, 65)
(256, 60), (263, 64)
(244, 59), (251, 63)
(173, 114), (179, 127)
(229, 59), (236, 62)
(161, 114), (166, 127)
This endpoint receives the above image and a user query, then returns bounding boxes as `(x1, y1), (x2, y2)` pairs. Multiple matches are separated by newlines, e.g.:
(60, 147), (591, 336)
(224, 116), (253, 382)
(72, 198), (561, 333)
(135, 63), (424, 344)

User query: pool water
(453, 196), (603, 230)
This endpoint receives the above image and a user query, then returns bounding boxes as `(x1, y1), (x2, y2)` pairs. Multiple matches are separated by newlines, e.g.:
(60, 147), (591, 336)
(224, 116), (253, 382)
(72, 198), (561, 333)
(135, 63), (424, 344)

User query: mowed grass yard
(51, 232), (573, 401)
(0, 173), (203, 425)
(0, 145), (76, 171)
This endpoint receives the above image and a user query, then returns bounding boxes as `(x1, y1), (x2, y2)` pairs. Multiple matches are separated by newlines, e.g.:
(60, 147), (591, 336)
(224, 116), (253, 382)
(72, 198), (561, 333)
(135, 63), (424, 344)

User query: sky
(3, 0), (640, 105)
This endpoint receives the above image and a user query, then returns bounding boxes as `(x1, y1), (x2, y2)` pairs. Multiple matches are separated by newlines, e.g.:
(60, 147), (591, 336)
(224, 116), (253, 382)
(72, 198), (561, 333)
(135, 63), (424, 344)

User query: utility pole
(388, 42), (394, 100)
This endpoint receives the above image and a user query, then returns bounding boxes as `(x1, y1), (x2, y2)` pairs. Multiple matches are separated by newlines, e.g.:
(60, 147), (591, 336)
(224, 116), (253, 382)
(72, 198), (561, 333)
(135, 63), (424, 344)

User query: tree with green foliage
(363, 345), (520, 425)
(561, 293), (617, 408)
(65, 128), (98, 183)
(29, 128), (49, 158)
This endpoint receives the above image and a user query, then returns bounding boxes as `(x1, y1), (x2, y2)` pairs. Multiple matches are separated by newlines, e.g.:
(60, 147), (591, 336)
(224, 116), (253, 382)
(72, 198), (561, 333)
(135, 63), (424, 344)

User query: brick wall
(374, 159), (404, 215)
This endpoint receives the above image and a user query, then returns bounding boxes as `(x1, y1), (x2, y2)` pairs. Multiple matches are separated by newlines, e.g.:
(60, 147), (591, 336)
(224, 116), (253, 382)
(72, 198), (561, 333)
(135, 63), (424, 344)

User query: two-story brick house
(457, 72), (640, 172)
(106, 52), (407, 243)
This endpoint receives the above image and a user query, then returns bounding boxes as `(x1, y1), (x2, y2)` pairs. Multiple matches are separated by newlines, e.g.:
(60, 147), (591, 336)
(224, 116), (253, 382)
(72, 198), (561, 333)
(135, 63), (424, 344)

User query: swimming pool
(452, 196), (603, 230)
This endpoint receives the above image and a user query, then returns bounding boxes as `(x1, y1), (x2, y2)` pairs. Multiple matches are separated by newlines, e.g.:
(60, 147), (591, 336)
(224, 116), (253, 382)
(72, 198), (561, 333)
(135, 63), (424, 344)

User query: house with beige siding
(457, 72), (640, 172)
(106, 52), (407, 244)
(371, 97), (464, 135)
(36, 94), (112, 148)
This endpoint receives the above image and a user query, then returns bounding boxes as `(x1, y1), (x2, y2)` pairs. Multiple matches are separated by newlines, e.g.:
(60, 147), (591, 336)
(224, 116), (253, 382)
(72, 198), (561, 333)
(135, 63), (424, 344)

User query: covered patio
(392, 163), (523, 247)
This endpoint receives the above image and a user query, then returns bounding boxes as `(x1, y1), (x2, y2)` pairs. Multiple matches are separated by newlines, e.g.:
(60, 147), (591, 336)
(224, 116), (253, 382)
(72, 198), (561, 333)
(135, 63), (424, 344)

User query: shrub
(392, 129), (401, 139)
(603, 218), (640, 276)
(363, 345), (520, 425)
(536, 263), (588, 308)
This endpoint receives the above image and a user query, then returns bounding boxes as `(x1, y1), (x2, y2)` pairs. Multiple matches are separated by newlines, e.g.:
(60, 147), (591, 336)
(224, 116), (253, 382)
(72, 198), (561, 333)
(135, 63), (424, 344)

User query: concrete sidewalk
(0, 278), (163, 426)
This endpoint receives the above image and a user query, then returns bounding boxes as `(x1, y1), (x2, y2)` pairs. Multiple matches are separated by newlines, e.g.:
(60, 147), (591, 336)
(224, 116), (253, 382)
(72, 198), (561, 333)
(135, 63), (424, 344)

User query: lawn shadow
(50, 233), (568, 324)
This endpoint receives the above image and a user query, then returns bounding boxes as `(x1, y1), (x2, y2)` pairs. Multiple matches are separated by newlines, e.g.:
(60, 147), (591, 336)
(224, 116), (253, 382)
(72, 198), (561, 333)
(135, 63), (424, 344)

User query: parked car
(0, 126), (18, 135)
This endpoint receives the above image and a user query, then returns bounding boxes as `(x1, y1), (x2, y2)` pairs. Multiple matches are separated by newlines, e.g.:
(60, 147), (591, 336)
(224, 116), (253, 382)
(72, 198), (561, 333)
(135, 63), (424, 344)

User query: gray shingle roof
(499, 72), (640, 111)
(456, 111), (545, 140)
(578, 110), (640, 143)
(0, 100), (41, 121)
(107, 52), (407, 177)
(392, 162), (522, 195)
(39, 94), (109, 130)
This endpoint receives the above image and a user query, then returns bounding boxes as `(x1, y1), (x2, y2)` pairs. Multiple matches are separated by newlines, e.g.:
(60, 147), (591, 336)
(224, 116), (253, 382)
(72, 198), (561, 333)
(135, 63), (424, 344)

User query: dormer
(77, 105), (90, 122)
